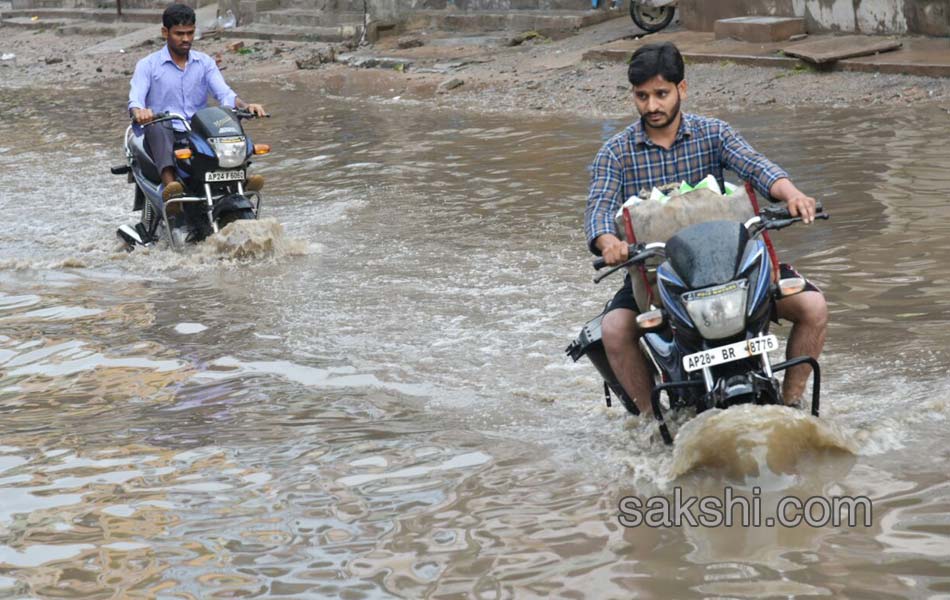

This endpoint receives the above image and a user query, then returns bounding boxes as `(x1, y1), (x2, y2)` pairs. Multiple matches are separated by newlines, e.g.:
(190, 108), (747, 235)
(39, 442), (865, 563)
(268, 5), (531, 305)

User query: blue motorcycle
(567, 204), (829, 444)
(113, 106), (270, 249)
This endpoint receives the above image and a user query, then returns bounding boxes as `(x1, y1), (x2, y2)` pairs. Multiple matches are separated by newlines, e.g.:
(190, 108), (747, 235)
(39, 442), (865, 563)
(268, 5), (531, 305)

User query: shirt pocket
(185, 68), (207, 99)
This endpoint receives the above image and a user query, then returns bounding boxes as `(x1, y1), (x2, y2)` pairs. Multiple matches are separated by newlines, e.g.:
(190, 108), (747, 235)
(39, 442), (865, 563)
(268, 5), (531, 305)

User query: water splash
(669, 405), (858, 482)
(198, 218), (310, 261)
(109, 218), (313, 273)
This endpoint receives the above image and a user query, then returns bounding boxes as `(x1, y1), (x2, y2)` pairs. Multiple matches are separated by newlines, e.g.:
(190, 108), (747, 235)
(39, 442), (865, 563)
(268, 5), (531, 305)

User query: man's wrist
(768, 177), (796, 202)
(595, 233), (621, 252)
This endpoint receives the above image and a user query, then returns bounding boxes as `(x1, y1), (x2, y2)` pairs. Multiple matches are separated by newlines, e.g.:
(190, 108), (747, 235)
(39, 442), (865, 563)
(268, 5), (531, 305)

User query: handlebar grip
(132, 111), (170, 126)
(236, 110), (270, 119)
(761, 200), (824, 221)
(593, 243), (641, 270)
(760, 205), (791, 220)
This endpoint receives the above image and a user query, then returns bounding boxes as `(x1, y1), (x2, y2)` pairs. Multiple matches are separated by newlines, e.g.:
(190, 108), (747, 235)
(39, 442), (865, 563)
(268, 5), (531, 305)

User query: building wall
(679, 0), (950, 36)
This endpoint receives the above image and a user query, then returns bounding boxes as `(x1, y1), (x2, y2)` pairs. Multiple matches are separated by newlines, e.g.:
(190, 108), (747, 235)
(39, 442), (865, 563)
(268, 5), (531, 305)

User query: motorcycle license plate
(682, 334), (779, 372)
(206, 170), (245, 182)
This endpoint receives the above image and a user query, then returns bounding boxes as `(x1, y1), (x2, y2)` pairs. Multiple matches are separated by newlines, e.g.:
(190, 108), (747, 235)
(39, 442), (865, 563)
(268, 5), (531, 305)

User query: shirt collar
(631, 113), (694, 148)
(160, 44), (197, 67)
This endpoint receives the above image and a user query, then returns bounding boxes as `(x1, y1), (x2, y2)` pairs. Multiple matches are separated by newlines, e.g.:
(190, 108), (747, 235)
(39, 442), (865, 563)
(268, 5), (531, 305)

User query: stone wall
(679, 0), (950, 36)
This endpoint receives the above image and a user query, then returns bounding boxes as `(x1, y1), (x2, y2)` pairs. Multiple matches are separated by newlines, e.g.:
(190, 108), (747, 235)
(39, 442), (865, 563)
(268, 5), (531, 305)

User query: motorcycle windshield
(665, 221), (749, 289)
(191, 106), (243, 139)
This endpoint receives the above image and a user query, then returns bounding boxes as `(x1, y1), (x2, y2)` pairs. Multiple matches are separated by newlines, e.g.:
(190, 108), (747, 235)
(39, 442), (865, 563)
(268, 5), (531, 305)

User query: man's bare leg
(160, 167), (184, 215)
(601, 308), (654, 415)
(775, 291), (828, 404)
(160, 167), (176, 187)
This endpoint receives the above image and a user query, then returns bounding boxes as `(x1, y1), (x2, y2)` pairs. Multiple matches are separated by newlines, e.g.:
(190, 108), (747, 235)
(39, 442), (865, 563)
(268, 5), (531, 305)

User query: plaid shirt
(585, 113), (789, 254)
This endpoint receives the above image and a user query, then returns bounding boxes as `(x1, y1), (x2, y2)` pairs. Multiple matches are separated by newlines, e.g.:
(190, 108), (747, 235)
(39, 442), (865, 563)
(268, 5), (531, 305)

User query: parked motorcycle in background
(630, 0), (676, 33)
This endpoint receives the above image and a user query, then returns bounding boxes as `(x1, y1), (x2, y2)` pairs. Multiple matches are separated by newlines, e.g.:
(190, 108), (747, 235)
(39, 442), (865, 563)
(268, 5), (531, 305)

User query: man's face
(632, 75), (687, 130)
(162, 23), (195, 57)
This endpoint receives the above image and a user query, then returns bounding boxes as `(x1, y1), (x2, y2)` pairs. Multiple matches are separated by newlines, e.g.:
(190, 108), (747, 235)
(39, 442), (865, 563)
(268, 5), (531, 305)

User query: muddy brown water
(1, 83), (949, 598)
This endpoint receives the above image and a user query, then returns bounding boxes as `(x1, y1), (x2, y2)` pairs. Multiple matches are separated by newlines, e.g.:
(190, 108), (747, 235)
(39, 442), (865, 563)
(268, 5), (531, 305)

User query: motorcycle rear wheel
(630, 4), (675, 33)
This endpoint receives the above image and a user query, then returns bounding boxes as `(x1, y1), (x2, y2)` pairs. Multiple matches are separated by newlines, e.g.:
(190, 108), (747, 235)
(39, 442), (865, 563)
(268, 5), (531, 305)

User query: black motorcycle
(567, 204), (829, 444)
(113, 106), (270, 249)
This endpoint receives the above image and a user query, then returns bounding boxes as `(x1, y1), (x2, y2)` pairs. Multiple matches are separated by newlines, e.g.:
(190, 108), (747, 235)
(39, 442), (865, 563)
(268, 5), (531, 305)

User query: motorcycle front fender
(212, 193), (255, 220)
(636, 0), (676, 7)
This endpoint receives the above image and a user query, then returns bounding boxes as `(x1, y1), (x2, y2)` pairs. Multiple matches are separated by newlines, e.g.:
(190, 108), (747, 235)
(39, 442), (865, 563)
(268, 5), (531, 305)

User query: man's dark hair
(163, 3), (196, 28)
(627, 42), (685, 86)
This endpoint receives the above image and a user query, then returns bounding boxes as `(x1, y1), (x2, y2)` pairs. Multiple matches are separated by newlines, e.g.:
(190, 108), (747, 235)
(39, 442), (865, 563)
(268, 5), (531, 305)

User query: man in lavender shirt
(128, 3), (266, 203)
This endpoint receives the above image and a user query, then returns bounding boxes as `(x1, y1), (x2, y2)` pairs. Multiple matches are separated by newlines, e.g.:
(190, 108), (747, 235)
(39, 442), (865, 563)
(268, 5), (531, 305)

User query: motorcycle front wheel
(218, 208), (256, 228)
(630, 4), (675, 32)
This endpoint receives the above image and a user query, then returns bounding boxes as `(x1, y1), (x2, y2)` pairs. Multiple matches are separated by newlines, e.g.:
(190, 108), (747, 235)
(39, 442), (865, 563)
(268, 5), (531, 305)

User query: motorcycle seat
(129, 133), (163, 184)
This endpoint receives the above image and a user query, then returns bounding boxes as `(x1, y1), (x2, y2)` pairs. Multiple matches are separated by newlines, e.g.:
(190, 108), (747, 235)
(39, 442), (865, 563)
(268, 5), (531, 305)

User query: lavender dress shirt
(128, 45), (237, 129)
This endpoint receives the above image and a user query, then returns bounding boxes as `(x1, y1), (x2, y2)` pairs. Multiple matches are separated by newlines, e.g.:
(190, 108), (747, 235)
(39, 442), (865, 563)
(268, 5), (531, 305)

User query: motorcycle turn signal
(636, 309), (665, 330)
(777, 277), (807, 298)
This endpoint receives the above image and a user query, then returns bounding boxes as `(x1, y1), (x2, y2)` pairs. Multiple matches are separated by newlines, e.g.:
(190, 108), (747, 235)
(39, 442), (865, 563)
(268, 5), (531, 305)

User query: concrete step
(274, 0), (343, 8)
(0, 14), (144, 33)
(0, 15), (82, 28)
(585, 30), (950, 78)
(714, 16), (805, 43)
(0, 7), (161, 23)
(255, 8), (364, 27)
(271, 0), (397, 11)
(439, 0), (596, 10)
(91, 0), (217, 8)
(15, 0), (213, 8)
(84, 21), (162, 52)
(270, 0), (594, 9)
(13, 0), (64, 7)
(404, 8), (617, 33)
(219, 21), (365, 42)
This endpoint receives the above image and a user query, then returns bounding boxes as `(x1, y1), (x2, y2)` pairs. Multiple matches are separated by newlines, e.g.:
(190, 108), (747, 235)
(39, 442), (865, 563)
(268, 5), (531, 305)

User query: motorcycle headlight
(209, 136), (247, 168)
(682, 280), (748, 340)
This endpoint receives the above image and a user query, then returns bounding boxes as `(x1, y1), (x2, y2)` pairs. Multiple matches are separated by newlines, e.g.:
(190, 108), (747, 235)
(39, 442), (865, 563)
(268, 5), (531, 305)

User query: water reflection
(0, 85), (949, 596)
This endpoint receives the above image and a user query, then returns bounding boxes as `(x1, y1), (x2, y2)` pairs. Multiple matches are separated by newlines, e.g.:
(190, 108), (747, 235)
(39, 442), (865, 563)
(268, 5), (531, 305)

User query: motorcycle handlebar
(591, 244), (662, 284)
(133, 111), (188, 128)
(235, 109), (271, 120)
(759, 200), (824, 221)
(767, 212), (830, 231)
(752, 200), (828, 233)
(133, 110), (270, 126)
(592, 243), (641, 271)
(589, 202), (827, 280)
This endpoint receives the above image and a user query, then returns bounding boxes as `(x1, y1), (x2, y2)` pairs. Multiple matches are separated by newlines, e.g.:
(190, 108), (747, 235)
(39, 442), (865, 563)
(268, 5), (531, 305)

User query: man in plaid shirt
(586, 42), (827, 415)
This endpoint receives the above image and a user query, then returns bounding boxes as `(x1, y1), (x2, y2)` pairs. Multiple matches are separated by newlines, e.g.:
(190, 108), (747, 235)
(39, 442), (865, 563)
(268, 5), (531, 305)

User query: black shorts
(771, 263), (821, 324)
(604, 263), (820, 316)
(604, 273), (641, 314)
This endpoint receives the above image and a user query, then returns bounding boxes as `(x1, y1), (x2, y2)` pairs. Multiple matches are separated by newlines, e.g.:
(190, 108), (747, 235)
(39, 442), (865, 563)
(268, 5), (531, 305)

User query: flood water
(1, 82), (949, 598)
